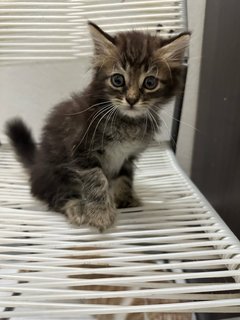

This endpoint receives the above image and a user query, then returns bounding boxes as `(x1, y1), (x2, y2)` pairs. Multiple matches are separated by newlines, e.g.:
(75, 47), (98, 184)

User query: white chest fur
(101, 140), (146, 178)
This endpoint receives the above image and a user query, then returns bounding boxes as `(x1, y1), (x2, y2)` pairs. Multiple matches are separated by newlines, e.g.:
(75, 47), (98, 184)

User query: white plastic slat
(0, 0), (187, 63)
(0, 142), (240, 319)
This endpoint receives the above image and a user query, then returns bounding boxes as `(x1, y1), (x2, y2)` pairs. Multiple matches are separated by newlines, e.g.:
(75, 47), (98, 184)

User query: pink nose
(126, 96), (139, 106)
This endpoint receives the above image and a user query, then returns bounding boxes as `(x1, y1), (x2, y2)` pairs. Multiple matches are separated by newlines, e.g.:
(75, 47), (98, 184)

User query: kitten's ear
(88, 21), (116, 55)
(157, 32), (190, 68)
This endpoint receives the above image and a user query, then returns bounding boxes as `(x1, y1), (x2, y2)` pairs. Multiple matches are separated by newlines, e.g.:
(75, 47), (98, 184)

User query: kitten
(5, 22), (190, 231)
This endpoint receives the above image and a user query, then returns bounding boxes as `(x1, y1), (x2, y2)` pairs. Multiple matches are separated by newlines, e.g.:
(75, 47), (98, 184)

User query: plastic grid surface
(0, 142), (240, 319)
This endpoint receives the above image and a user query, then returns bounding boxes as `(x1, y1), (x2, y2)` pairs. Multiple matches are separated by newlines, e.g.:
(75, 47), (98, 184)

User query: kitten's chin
(119, 107), (146, 119)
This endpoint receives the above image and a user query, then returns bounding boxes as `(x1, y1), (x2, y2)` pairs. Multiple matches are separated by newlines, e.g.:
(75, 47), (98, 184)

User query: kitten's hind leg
(63, 168), (117, 231)
(112, 160), (141, 209)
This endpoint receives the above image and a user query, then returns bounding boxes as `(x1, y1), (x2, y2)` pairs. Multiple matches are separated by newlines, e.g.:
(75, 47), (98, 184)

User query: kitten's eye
(143, 76), (158, 90)
(111, 74), (125, 87)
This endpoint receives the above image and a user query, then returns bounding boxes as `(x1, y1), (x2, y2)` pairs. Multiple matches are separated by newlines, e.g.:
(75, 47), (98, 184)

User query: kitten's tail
(5, 118), (37, 169)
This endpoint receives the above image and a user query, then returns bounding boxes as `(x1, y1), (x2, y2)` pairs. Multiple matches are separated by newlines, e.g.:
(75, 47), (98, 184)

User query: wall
(0, 58), (174, 144)
(176, 0), (206, 175)
(0, 58), (91, 143)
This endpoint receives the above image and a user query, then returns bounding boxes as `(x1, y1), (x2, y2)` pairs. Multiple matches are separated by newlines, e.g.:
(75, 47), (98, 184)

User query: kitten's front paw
(84, 203), (117, 232)
(64, 199), (85, 226)
(64, 199), (117, 232)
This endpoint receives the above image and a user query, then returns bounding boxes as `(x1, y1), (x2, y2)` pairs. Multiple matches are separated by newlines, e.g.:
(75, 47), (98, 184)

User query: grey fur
(5, 22), (189, 231)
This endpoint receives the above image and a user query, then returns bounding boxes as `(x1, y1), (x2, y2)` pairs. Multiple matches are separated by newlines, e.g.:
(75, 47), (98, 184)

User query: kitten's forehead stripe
(116, 31), (162, 69)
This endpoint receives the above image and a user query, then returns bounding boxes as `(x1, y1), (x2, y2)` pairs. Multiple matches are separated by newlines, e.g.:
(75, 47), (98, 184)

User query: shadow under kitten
(69, 246), (193, 320)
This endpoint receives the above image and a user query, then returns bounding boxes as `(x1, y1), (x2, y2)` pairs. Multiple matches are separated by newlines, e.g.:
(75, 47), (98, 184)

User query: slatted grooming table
(0, 142), (240, 320)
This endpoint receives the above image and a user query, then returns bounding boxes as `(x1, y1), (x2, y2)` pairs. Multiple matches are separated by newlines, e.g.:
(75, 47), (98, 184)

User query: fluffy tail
(5, 118), (37, 169)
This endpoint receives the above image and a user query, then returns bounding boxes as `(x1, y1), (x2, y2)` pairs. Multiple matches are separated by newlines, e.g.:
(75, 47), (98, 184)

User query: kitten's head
(88, 22), (190, 118)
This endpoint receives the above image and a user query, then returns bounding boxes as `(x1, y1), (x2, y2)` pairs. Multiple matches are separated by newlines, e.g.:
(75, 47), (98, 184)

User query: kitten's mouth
(119, 105), (146, 118)
(127, 105), (136, 111)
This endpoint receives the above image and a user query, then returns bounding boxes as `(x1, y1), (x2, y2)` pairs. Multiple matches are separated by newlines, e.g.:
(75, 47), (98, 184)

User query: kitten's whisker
(161, 109), (200, 133)
(90, 106), (114, 151)
(89, 106), (114, 151)
(110, 107), (119, 135)
(101, 106), (116, 150)
(151, 112), (160, 132)
(85, 106), (113, 147)
(150, 107), (178, 145)
(147, 109), (164, 147)
(110, 108), (116, 133)
(65, 101), (110, 116)
(102, 105), (115, 149)
(147, 110), (159, 133)
(72, 105), (112, 154)
(146, 111), (162, 147)
(161, 116), (177, 148)
(146, 110), (156, 134)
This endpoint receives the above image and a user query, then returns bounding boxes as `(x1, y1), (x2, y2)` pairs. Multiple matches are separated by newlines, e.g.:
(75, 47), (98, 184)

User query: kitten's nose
(126, 96), (139, 107)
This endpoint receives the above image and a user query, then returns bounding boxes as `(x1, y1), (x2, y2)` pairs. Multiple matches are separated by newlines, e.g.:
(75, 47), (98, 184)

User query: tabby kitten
(6, 22), (190, 231)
